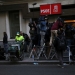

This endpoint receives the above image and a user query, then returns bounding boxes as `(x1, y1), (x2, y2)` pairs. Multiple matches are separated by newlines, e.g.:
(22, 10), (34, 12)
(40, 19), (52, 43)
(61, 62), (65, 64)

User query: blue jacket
(40, 21), (47, 32)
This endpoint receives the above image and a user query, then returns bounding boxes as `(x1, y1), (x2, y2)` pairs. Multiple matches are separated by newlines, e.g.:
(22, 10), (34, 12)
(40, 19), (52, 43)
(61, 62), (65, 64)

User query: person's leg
(4, 43), (9, 60)
(56, 51), (63, 67)
(40, 31), (45, 46)
(58, 51), (64, 67)
(24, 42), (27, 52)
(60, 51), (64, 67)
(3, 44), (6, 53)
(4, 43), (8, 54)
(66, 39), (71, 51)
(49, 30), (54, 46)
(54, 30), (58, 37)
(50, 30), (57, 45)
(31, 36), (35, 49)
(38, 34), (41, 46)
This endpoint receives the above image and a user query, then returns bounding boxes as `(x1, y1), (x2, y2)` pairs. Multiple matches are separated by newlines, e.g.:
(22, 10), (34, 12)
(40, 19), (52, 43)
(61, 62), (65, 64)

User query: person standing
(39, 16), (48, 46)
(23, 33), (30, 52)
(54, 29), (66, 68)
(15, 32), (24, 58)
(29, 22), (37, 48)
(3, 32), (8, 54)
(65, 24), (74, 50)
(3, 32), (9, 60)
(49, 17), (63, 46)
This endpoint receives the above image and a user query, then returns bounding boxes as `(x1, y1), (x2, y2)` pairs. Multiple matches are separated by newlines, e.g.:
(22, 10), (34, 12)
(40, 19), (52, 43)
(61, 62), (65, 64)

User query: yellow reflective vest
(15, 35), (24, 42)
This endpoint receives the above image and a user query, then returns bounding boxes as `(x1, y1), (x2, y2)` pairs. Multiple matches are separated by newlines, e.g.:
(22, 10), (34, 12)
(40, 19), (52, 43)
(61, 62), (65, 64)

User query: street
(0, 64), (75, 75)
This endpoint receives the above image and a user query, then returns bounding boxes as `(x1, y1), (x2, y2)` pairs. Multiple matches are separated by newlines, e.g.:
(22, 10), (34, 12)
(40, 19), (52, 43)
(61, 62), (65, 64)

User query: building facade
(0, 0), (75, 42)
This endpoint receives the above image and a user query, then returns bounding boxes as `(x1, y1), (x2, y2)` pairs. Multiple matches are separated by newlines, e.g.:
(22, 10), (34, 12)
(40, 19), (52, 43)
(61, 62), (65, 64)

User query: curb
(0, 60), (71, 65)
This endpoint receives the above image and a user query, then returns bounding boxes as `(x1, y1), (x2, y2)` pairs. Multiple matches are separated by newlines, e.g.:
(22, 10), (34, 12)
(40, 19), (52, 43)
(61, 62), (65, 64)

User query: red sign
(40, 4), (51, 15)
(51, 3), (62, 14)
(40, 3), (61, 15)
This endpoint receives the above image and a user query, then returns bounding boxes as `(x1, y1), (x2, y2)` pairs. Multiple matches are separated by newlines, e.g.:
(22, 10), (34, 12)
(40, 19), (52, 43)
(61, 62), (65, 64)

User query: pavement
(0, 53), (74, 65)
(0, 57), (70, 65)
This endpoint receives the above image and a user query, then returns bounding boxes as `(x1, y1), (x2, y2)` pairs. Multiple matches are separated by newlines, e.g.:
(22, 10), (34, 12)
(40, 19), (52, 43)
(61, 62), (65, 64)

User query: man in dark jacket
(65, 24), (74, 50)
(23, 33), (30, 52)
(54, 29), (66, 68)
(29, 22), (37, 48)
(3, 32), (8, 60)
(3, 32), (8, 54)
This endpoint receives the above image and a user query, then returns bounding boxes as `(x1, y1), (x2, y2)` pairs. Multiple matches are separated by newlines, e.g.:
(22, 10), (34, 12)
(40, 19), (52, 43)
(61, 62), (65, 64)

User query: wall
(3, 0), (75, 8)
(19, 11), (30, 37)
(28, 0), (75, 8)
(0, 12), (6, 41)
(48, 15), (59, 23)
(9, 0), (74, 8)
(0, 10), (30, 41)
(0, 0), (75, 40)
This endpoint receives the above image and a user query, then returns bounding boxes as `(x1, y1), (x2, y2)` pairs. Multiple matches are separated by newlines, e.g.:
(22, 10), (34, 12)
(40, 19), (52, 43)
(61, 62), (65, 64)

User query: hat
(16, 32), (19, 35)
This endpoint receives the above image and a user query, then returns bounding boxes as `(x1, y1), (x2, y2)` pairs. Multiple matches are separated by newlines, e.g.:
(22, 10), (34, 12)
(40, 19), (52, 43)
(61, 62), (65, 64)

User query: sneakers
(4, 53), (9, 61)
(57, 64), (64, 68)
(61, 66), (64, 68)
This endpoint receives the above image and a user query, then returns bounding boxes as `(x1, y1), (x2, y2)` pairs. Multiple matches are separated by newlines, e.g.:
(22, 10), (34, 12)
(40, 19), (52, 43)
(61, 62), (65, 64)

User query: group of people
(3, 31), (30, 60)
(29, 16), (51, 48)
(15, 31), (30, 52)
(2, 16), (75, 68)
(29, 16), (75, 68)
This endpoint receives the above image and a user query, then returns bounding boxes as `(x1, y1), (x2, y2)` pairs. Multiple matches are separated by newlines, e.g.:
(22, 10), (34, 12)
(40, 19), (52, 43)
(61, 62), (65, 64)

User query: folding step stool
(37, 43), (47, 59)
(29, 45), (37, 58)
(48, 43), (56, 59)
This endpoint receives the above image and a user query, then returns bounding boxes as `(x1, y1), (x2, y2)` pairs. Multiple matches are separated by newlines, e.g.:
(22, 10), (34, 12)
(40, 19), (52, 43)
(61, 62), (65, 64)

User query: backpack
(57, 37), (66, 50)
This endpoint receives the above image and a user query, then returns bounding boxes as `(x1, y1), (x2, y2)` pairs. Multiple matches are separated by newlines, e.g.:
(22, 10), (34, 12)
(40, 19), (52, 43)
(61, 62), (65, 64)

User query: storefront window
(64, 20), (75, 27)
(9, 10), (20, 39)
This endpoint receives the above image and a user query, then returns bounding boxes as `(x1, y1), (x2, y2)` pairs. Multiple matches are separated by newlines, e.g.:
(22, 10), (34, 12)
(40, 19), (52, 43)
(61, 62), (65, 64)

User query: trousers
(49, 30), (57, 46)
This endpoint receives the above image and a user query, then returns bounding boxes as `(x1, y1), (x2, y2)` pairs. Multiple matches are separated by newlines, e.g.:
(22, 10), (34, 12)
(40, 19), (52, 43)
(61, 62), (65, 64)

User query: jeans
(66, 39), (72, 51)
(3, 43), (8, 54)
(50, 30), (58, 46)
(40, 31), (45, 46)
